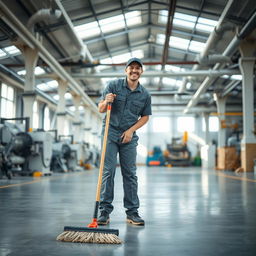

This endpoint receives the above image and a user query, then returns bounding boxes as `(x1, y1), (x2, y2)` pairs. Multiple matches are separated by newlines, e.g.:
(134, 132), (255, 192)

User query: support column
(72, 94), (82, 143)
(215, 94), (227, 148)
(83, 106), (92, 143)
(56, 80), (68, 136)
(20, 45), (39, 129)
(239, 37), (256, 172)
(203, 113), (210, 145)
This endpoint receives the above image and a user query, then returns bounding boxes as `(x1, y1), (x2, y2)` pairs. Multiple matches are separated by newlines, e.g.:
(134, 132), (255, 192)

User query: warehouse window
(177, 117), (195, 132)
(153, 117), (170, 133)
(0, 83), (15, 118)
(33, 101), (39, 129)
(202, 116), (219, 132)
(44, 106), (51, 131)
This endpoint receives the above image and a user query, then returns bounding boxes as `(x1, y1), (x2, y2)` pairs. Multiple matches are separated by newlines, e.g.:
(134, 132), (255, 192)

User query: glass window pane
(189, 40), (206, 52)
(202, 116), (219, 132)
(44, 107), (51, 130)
(74, 21), (101, 39)
(7, 86), (14, 101)
(174, 12), (197, 22)
(169, 36), (190, 50)
(177, 117), (195, 132)
(0, 49), (7, 58)
(1, 83), (7, 97)
(153, 117), (170, 132)
(6, 101), (14, 117)
(1, 99), (6, 117)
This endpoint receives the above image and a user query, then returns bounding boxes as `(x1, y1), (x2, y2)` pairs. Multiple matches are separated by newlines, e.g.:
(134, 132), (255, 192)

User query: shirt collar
(124, 78), (142, 92)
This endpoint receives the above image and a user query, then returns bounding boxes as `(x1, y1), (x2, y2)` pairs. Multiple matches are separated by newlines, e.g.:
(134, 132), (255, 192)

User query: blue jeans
(99, 135), (139, 215)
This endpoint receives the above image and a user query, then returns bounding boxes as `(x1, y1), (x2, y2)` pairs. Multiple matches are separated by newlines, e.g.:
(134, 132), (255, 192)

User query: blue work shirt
(101, 78), (152, 141)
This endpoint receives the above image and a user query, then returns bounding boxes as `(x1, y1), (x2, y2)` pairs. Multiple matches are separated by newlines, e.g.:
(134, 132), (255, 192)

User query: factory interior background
(0, 0), (256, 255)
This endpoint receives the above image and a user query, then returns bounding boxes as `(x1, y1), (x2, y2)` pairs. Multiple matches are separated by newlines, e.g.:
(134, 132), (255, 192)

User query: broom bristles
(56, 230), (122, 244)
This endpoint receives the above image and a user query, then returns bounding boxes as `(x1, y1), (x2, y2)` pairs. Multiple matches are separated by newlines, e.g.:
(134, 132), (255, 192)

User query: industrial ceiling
(0, 0), (255, 114)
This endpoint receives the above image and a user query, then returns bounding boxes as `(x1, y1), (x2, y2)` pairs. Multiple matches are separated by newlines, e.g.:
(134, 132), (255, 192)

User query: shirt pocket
(130, 100), (144, 116)
(113, 94), (126, 110)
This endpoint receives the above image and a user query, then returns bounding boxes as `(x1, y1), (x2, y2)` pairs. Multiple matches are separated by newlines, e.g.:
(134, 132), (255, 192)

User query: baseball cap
(125, 57), (143, 68)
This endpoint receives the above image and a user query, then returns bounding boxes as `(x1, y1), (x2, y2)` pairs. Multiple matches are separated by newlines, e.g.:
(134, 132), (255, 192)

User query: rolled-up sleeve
(141, 94), (152, 116)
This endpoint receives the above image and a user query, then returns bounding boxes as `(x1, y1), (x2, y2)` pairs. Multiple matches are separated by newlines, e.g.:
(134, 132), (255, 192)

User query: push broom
(57, 103), (122, 244)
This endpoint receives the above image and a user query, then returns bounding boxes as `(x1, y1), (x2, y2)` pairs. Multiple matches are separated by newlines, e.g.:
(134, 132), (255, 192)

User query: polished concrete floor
(1, 166), (256, 256)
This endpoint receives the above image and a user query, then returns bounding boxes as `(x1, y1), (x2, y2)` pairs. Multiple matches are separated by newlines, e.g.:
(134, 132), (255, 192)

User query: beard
(129, 73), (140, 81)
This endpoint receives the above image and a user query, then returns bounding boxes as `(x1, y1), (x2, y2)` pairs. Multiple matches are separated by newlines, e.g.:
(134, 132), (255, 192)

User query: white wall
(136, 113), (221, 164)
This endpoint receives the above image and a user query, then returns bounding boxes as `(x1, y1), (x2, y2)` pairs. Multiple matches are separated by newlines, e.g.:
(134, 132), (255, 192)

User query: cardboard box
(241, 143), (256, 172)
(217, 147), (240, 170)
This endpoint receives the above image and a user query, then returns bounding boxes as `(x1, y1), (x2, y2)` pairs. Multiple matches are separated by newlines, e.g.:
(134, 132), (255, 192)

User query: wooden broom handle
(95, 103), (112, 202)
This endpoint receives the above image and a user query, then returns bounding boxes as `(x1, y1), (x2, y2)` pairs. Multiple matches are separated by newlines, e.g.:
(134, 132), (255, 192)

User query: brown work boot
(126, 212), (145, 226)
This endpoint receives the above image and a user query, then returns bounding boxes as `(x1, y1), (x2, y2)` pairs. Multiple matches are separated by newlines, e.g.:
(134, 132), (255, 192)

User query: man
(97, 57), (151, 226)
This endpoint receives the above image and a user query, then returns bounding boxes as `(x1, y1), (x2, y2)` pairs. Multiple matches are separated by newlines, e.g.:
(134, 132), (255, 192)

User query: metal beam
(36, 69), (240, 79)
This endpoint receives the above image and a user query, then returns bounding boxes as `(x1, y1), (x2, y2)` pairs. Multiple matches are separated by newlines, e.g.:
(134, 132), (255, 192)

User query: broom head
(56, 226), (122, 244)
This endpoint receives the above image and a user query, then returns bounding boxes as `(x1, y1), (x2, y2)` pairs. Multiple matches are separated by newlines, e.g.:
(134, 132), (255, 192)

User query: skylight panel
(74, 21), (101, 39)
(131, 49), (144, 59)
(5, 46), (20, 55)
(0, 49), (7, 58)
(64, 93), (72, 99)
(100, 57), (113, 64)
(125, 11), (142, 27)
(99, 14), (125, 33)
(159, 10), (217, 33)
(17, 69), (25, 75)
(46, 80), (58, 88)
(112, 52), (132, 63)
(157, 34), (205, 53)
(188, 40), (206, 52)
(0, 46), (21, 59)
(53, 94), (59, 101)
(36, 80), (58, 91)
(169, 36), (190, 50)
(158, 10), (168, 24)
(37, 83), (48, 91)
(174, 13), (197, 22)
(165, 65), (181, 72)
(34, 66), (45, 75)
(196, 17), (217, 33)
(18, 66), (46, 75)
(162, 77), (178, 86)
(156, 34), (165, 44)
(97, 57), (113, 71)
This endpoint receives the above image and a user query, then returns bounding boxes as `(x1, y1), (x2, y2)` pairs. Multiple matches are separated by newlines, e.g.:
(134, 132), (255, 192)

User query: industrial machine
(0, 118), (53, 178)
(164, 135), (191, 166)
(146, 146), (166, 166)
(50, 133), (74, 172)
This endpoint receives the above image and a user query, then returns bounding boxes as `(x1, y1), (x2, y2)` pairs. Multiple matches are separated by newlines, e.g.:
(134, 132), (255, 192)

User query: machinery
(0, 118), (53, 178)
(146, 146), (166, 166)
(164, 136), (191, 166)
(50, 134), (74, 172)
